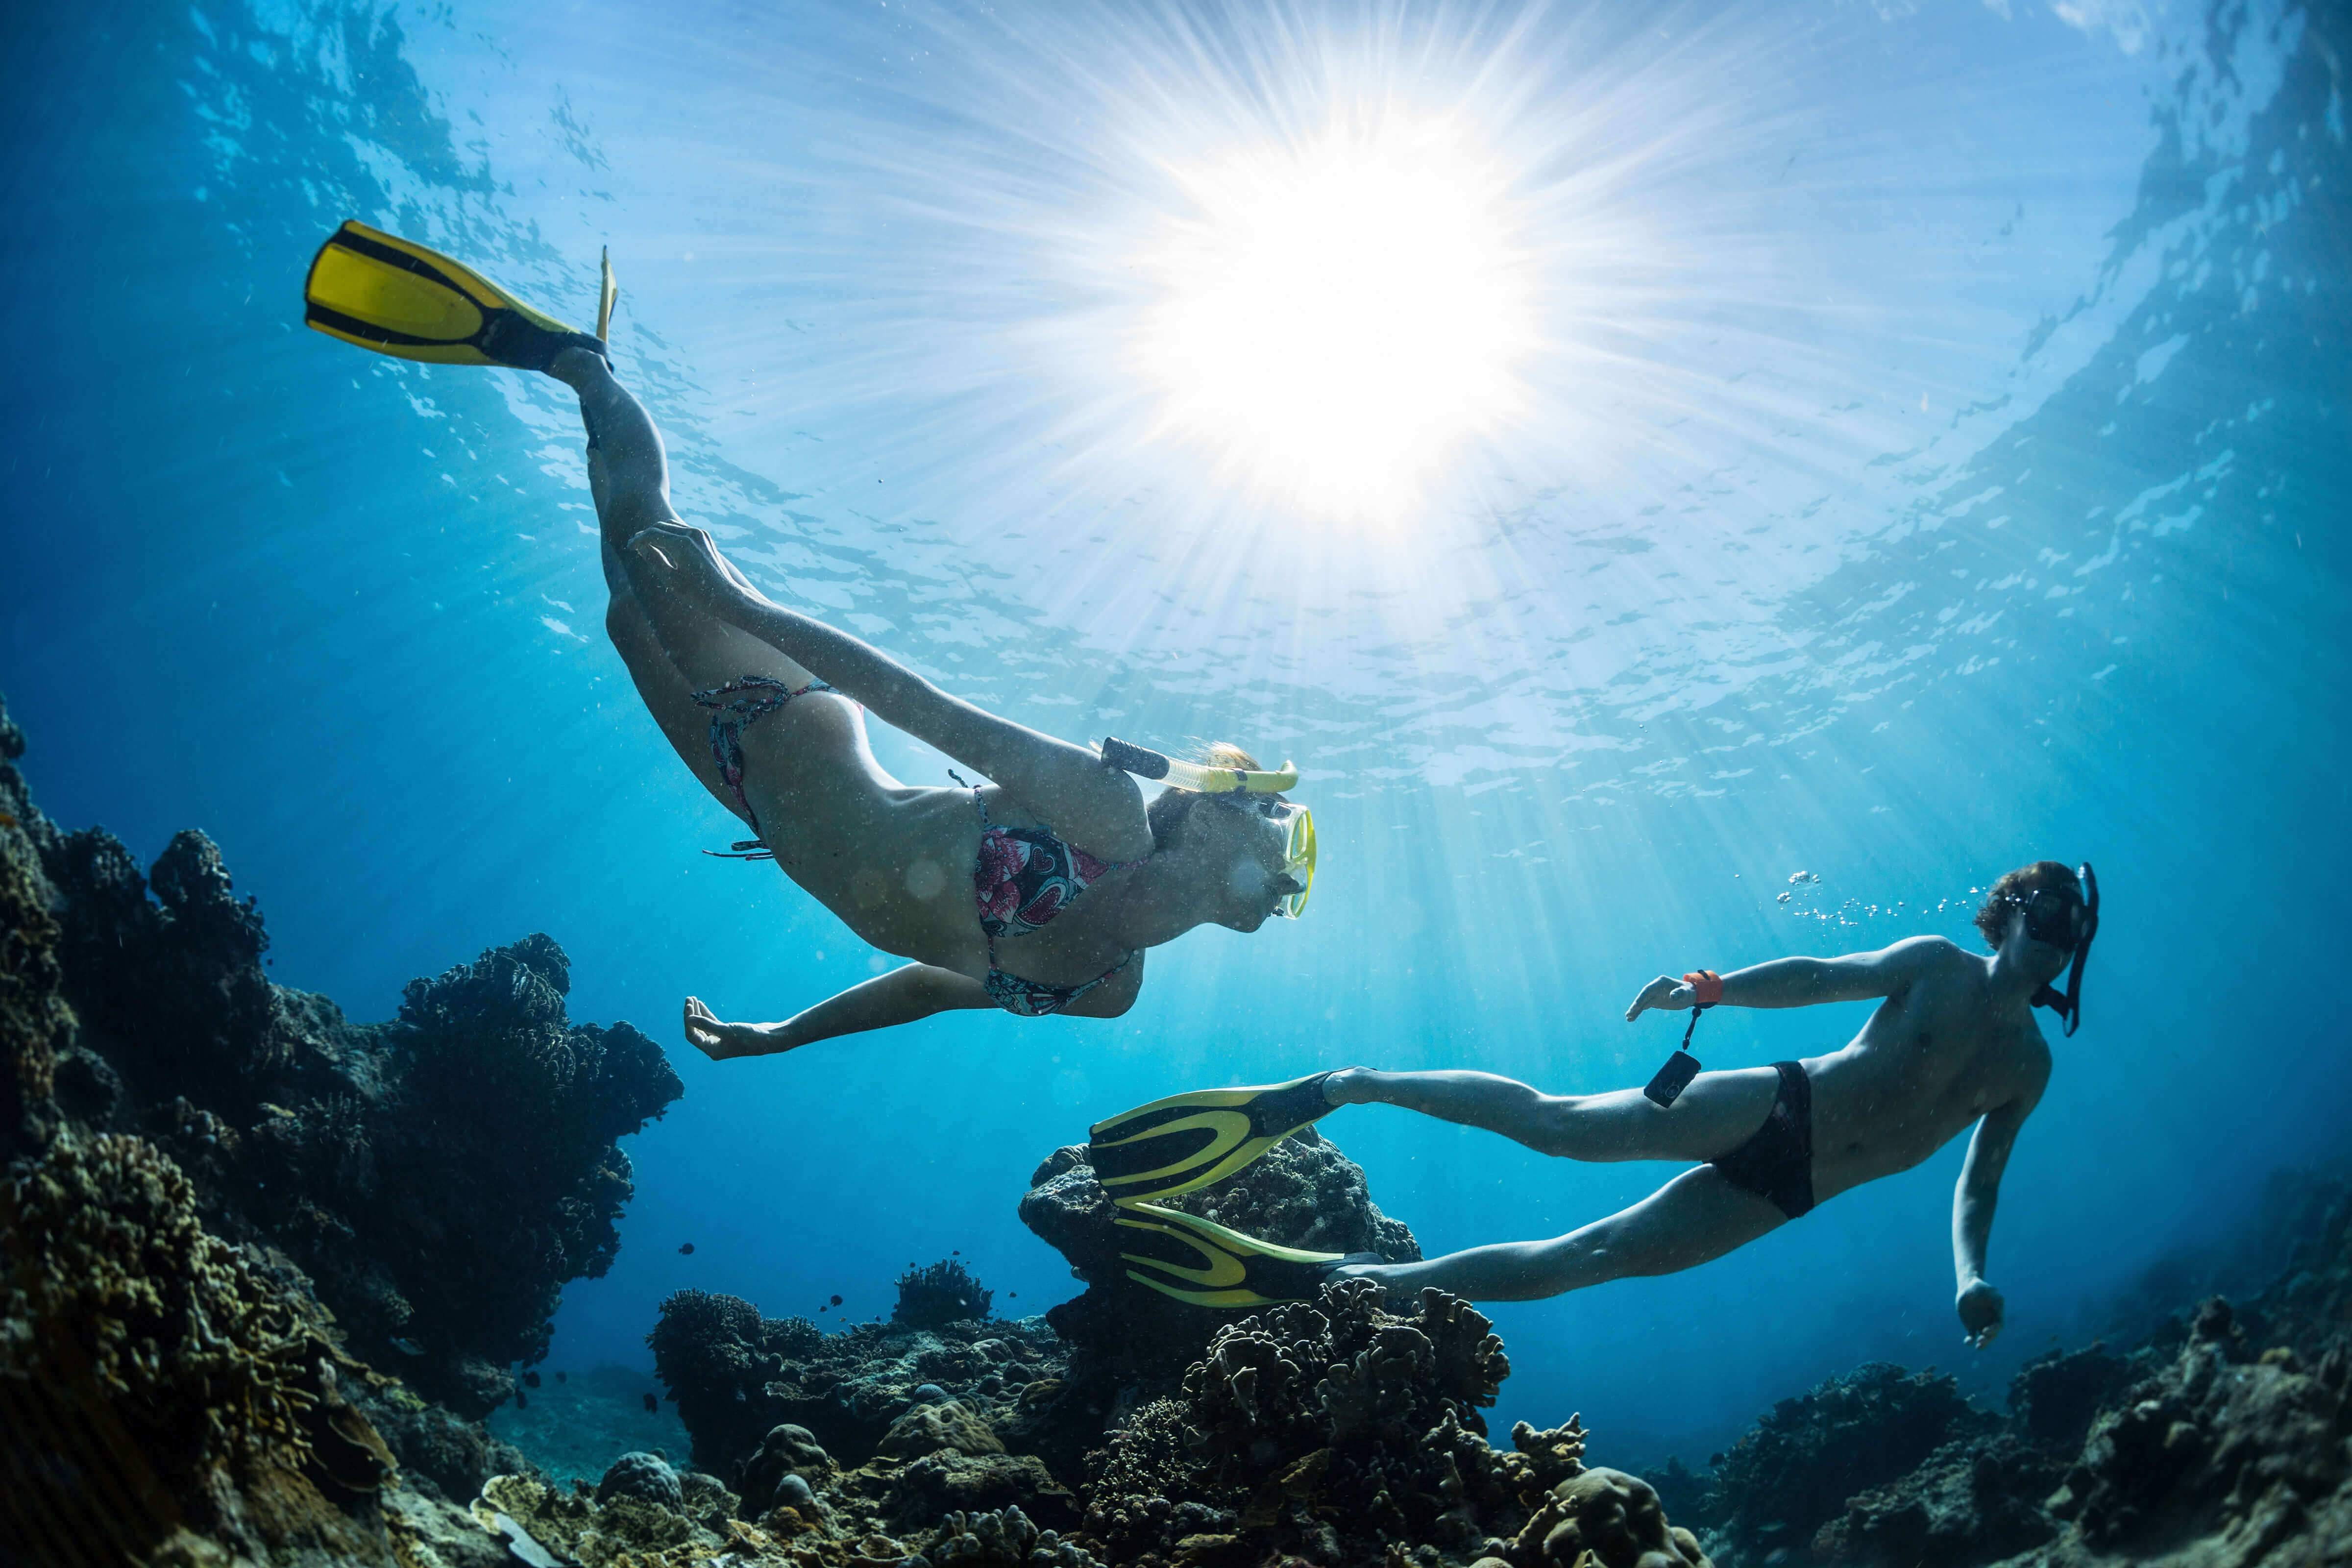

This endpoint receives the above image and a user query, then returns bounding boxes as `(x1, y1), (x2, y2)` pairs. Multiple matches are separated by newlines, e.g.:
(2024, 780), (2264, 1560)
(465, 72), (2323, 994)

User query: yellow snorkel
(1100, 738), (1316, 917)
(1099, 737), (1297, 793)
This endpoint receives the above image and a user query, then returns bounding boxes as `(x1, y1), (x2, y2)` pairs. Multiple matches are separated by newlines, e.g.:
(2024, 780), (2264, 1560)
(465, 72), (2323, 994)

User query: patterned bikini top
(968, 790), (1140, 1017)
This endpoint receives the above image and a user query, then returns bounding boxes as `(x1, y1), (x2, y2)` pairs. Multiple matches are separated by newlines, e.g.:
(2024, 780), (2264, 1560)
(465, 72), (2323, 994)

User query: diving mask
(1255, 798), (1317, 919)
(2017, 862), (2099, 1036)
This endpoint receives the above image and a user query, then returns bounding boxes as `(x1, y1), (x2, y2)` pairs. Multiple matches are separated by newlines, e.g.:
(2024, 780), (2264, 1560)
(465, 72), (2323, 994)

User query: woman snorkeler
(302, 223), (1315, 1058)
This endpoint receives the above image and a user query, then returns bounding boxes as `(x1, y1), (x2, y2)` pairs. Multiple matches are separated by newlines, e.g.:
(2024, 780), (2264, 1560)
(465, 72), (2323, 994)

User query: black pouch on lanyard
(1645, 1005), (1709, 1107)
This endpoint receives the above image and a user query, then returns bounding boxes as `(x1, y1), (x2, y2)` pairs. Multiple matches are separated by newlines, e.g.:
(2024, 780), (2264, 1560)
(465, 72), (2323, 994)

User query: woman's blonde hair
(1144, 742), (1272, 851)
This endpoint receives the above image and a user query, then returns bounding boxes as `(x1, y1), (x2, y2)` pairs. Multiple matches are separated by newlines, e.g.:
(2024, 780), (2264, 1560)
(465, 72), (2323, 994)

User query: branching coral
(895, 1258), (994, 1328)
(0, 1132), (396, 1563)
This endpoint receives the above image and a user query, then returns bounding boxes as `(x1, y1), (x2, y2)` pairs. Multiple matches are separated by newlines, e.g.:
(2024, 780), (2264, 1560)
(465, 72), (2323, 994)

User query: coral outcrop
(1, 696), (683, 1419)
(1020, 1124), (1421, 1407)
(897, 1257), (995, 1327)
(0, 1129), (402, 1563)
(0, 689), (674, 1563)
(485, 1271), (1713, 1568)
(649, 1287), (1068, 1473)
(1693, 1361), (1995, 1561)
(1690, 1185), (2352, 1568)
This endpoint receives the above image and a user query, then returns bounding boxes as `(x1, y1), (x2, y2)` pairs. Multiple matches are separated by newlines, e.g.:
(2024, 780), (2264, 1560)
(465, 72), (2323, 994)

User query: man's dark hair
(1973, 860), (2080, 949)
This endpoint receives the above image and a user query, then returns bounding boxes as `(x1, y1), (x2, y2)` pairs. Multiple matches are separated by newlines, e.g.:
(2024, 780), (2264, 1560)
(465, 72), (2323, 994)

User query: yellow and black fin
(303, 220), (609, 371)
(1087, 1072), (1336, 1205)
(1113, 1202), (1381, 1309)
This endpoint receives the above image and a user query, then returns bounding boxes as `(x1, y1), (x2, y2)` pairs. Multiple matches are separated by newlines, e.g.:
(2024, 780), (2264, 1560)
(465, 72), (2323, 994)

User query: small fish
(830, 1294), (843, 1306)
(1008, 1292), (1017, 1299)
(0, 813), (16, 830)
(555, 1371), (568, 1384)
(391, 1336), (426, 1356)
(643, 1393), (659, 1413)
(523, 1371), (542, 1389)
(515, 1389), (529, 1409)
(679, 1242), (695, 1255)
(951, 1250), (959, 1255)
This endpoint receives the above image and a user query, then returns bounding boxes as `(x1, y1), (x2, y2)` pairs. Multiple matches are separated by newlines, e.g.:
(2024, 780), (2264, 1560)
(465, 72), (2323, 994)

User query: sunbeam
(1131, 117), (1534, 521)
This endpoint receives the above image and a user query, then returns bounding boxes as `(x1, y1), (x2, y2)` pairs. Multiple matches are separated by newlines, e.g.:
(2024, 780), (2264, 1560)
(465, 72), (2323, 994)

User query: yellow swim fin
(303, 220), (610, 371)
(1113, 1203), (1382, 1309)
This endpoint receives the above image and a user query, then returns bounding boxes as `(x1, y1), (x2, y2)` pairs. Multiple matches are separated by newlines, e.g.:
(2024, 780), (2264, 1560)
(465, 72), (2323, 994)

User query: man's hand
(683, 996), (767, 1062)
(1625, 974), (1696, 1021)
(1957, 1278), (2006, 1349)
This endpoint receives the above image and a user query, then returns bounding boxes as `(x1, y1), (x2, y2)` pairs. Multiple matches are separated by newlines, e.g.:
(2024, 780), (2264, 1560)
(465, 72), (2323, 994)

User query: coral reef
(486, 1272), (1714, 1568)
(486, 1360), (697, 1487)
(649, 1287), (1069, 1473)
(1692, 1187), (2352, 1568)
(1694, 1361), (1996, 1560)
(1020, 1124), (1421, 1408)
(0, 1129), (404, 1564)
(897, 1257), (996, 1327)
(5, 712), (684, 1417)
(0, 690), (675, 1563)
(1084, 1281), (1600, 1568)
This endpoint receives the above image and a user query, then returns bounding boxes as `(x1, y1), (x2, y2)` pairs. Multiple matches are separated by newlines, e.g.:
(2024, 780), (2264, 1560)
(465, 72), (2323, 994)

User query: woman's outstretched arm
(685, 965), (997, 1059)
(630, 522), (1148, 853)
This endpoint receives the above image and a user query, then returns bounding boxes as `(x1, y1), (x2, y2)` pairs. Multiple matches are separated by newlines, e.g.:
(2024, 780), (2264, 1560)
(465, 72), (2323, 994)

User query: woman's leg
(545, 347), (847, 824)
(1323, 1064), (1781, 1164)
(1344, 1165), (1786, 1301)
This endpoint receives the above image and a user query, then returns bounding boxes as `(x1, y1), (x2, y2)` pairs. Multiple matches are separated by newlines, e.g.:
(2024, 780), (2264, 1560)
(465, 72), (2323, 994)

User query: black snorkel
(2030, 861), (2100, 1036)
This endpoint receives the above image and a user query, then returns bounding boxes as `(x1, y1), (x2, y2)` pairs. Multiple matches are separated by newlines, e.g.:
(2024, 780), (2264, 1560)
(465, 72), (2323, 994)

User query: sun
(1130, 118), (1535, 522)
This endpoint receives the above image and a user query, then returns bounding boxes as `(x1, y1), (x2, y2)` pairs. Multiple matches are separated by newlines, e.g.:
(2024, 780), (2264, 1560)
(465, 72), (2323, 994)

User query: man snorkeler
(1088, 860), (2098, 1351)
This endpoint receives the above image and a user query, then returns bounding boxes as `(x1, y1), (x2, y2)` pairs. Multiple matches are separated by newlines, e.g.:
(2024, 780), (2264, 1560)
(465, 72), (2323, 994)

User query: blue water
(2, 0), (2345, 1468)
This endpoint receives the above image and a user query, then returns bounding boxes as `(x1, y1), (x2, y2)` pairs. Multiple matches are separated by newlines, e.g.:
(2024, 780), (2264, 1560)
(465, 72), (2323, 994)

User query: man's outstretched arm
(1624, 935), (1954, 1020)
(1952, 1096), (2034, 1348)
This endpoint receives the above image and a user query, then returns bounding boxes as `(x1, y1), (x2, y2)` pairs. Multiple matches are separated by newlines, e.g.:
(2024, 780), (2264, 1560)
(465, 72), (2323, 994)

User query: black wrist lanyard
(1644, 1004), (1708, 1107)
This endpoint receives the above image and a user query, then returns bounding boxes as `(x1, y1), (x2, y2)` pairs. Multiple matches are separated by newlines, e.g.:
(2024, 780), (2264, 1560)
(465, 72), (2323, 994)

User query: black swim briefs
(1710, 1060), (1815, 1219)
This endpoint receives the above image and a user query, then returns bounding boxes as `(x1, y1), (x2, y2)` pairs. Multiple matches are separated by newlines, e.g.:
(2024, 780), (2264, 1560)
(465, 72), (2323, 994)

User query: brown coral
(0, 1131), (397, 1563)
(1509, 1468), (1712, 1568)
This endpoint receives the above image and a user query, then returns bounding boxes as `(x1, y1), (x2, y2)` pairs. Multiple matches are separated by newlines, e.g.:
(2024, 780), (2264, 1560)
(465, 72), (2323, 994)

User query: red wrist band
(1684, 969), (1724, 1007)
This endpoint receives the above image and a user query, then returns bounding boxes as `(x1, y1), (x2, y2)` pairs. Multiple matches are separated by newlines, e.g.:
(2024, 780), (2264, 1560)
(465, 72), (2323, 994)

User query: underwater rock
(1696, 1360), (1996, 1563)
(1020, 1124), (1421, 1409)
(1808, 1432), (2060, 1566)
(1695, 1189), (2352, 1568)
(881, 1398), (1006, 1458)
(350, 1377), (534, 1502)
(649, 1285), (1070, 1477)
(2006, 1341), (2137, 1452)
(2042, 1296), (2352, 1552)
(739, 1422), (841, 1516)
(597, 1448), (687, 1511)
(887, 1449), (1079, 1531)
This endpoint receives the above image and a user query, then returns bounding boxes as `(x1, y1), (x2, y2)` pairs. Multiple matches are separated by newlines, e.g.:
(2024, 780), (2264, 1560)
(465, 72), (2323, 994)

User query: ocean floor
(484, 1361), (697, 1488)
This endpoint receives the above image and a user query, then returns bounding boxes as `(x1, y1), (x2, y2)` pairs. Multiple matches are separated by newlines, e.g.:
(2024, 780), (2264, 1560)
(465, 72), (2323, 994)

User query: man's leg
(1324, 1064), (1781, 1164)
(1346, 1166), (1787, 1301)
